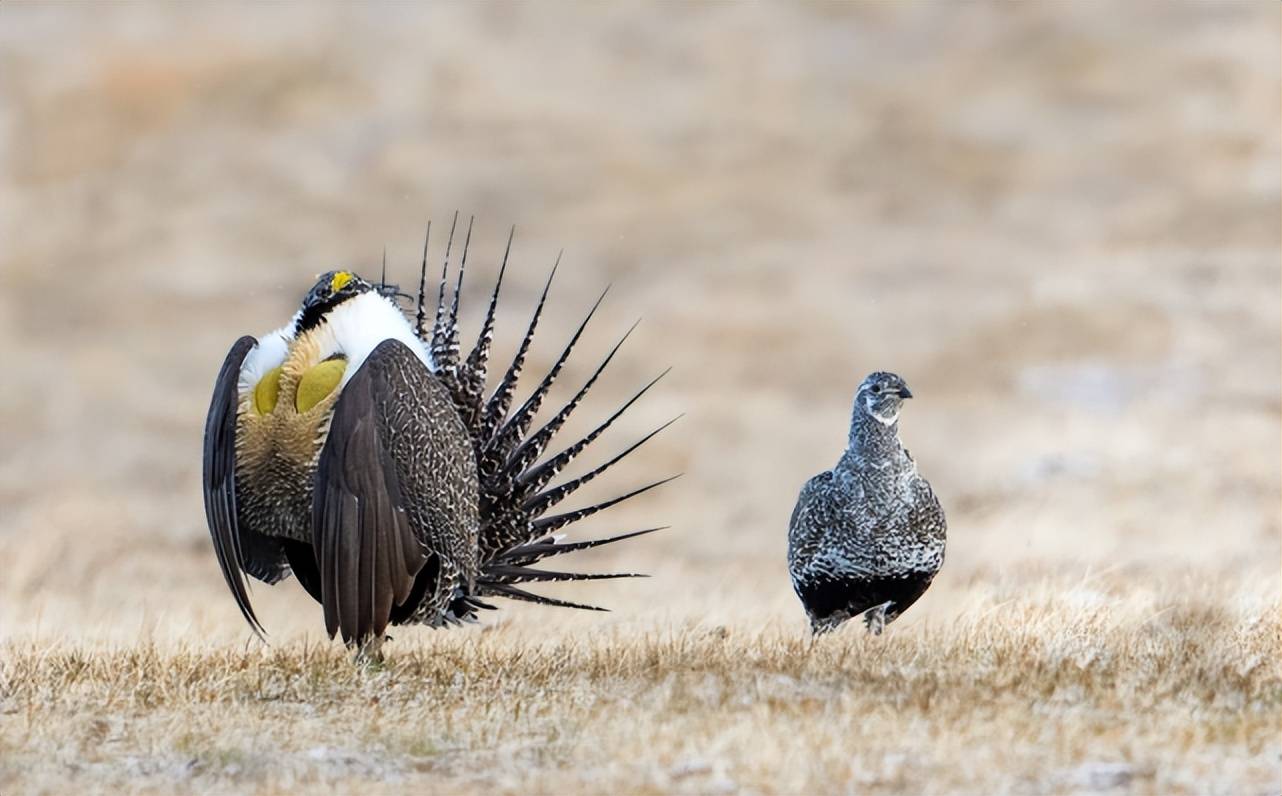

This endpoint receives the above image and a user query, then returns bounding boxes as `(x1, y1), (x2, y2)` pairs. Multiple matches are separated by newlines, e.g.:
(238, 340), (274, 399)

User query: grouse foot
(353, 635), (389, 665)
(862, 601), (894, 636)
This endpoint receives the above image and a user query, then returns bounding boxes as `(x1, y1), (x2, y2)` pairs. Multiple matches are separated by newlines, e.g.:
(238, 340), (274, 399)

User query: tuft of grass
(2, 585), (1278, 795)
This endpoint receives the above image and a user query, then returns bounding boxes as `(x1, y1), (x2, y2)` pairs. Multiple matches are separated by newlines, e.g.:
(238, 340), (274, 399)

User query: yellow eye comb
(330, 271), (354, 293)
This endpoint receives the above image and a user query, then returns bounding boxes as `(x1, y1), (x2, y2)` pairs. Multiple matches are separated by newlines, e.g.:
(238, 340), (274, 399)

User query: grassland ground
(2, 576), (1277, 795)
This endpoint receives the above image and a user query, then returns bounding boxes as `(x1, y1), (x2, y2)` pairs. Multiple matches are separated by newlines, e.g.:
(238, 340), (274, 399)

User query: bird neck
(298, 291), (433, 385)
(841, 410), (908, 472)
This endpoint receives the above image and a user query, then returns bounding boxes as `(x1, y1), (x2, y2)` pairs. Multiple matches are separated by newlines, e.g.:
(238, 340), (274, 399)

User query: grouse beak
(898, 385), (913, 399)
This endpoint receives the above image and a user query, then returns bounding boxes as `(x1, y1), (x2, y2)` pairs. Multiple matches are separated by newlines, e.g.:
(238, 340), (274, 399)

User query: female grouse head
(856, 371), (913, 427)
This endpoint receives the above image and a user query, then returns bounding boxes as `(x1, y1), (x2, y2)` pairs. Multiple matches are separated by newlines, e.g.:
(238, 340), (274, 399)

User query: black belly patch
(798, 572), (934, 622)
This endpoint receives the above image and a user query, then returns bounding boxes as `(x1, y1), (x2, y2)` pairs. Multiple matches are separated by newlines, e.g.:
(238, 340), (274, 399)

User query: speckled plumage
(788, 372), (946, 635)
(203, 228), (673, 647)
(405, 218), (675, 617)
(312, 337), (479, 643)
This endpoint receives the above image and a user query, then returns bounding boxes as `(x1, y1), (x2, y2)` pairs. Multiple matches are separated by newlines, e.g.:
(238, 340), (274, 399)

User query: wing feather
(313, 339), (478, 645)
(202, 335), (290, 638)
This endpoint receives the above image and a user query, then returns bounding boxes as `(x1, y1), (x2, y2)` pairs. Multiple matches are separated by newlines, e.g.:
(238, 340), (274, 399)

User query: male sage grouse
(787, 371), (946, 635)
(203, 219), (674, 651)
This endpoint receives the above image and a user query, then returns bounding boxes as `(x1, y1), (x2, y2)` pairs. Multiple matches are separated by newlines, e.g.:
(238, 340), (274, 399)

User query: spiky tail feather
(401, 221), (675, 618)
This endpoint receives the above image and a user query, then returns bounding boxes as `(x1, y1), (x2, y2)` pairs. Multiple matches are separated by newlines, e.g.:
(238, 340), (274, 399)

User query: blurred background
(0, 2), (1277, 642)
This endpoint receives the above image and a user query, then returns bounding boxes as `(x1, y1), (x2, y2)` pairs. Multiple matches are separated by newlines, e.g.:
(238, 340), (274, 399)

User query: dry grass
(3, 578), (1279, 795)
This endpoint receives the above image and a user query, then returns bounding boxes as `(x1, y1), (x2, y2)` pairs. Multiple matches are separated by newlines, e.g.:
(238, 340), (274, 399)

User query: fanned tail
(403, 222), (674, 619)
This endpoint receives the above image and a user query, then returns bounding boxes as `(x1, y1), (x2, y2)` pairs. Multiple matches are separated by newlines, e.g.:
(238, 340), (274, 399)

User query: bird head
(856, 371), (913, 426)
(296, 270), (375, 333)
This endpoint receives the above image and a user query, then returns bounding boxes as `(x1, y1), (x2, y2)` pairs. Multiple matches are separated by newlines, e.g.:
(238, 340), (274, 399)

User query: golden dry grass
(1, 2), (1279, 794)
(4, 577), (1278, 795)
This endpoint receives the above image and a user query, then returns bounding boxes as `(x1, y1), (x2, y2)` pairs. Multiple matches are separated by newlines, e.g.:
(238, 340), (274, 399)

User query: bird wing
(313, 338), (479, 645)
(908, 475), (949, 549)
(787, 471), (874, 582)
(203, 335), (291, 639)
(787, 471), (831, 578)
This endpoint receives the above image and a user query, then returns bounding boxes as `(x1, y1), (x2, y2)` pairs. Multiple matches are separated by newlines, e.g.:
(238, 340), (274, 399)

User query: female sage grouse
(787, 371), (946, 635)
(203, 219), (673, 650)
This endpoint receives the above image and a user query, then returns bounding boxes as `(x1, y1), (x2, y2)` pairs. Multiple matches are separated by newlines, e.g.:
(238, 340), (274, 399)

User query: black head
(296, 270), (374, 333)
(855, 371), (913, 425)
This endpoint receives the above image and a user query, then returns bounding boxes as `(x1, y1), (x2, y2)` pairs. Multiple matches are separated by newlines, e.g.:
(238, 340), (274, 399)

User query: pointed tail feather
(522, 417), (680, 517)
(492, 527), (665, 568)
(414, 221), (432, 340)
(405, 221), (672, 619)
(531, 474), (680, 536)
(476, 582), (610, 612)
(481, 286), (610, 473)
(442, 216), (473, 373)
(483, 414), (678, 544)
(457, 226), (513, 429)
(430, 211), (460, 367)
(499, 319), (639, 485)
(477, 257), (558, 450)
(432, 214), (472, 377)
(517, 369), (671, 495)
(481, 565), (645, 584)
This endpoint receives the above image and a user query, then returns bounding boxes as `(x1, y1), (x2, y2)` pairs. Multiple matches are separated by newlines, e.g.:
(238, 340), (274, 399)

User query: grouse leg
(862, 601), (894, 636)
(353, 635), (388, 666)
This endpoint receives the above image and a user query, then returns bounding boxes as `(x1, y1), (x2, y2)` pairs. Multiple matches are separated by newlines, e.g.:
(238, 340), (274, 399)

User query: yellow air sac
(296, 359), (347, 413)
(254, 367), (282, 415)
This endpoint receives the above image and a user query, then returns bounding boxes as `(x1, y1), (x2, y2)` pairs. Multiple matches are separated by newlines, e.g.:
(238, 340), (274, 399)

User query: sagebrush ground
(1, 3), (1279, 795)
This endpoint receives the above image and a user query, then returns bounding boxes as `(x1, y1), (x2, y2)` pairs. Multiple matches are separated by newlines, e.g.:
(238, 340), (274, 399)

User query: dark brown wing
(202, 336), (290, 639)
(313, 339), (479, 646)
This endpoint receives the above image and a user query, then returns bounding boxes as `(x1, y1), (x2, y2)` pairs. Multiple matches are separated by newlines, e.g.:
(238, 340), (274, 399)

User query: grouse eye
(871, 384), (883, 394)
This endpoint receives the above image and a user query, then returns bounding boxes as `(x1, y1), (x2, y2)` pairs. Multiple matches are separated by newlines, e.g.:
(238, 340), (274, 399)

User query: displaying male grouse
(787, 371), (946, 635)
(203, 219), (674, 651)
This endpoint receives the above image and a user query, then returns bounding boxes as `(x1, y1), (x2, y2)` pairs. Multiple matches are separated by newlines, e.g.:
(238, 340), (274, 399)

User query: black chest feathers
(795, 570), (935, 630)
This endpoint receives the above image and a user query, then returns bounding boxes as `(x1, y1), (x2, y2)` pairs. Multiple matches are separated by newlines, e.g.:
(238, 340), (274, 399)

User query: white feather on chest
(302, 292), (433, 385)
(235, 293), (433, 395)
